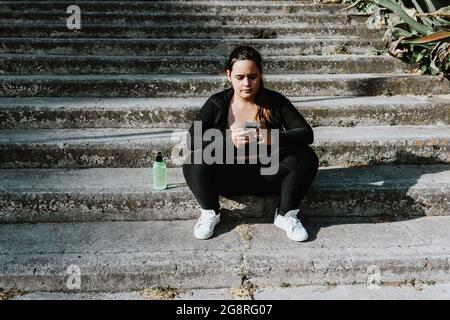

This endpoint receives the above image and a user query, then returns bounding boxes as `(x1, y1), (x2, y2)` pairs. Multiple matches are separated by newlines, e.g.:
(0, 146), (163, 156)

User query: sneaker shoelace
(285, 215), (302, 231)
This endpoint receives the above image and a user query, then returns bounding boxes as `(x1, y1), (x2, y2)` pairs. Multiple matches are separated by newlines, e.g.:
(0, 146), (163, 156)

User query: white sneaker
(274, 208), (308, 242)
(194, 208), (220, 240)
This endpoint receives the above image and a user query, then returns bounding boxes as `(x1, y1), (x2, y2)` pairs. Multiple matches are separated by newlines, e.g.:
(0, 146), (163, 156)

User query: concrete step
(0, 24), (384, 39)
(1, 95), (449, 130)
(0, 125), (449, 168)
(0, 54), (406, 75)
(12, 286), (450, 301)
(0, 38), (386, 56)
(0, 12), (370, 26)
(9, 282), (450, 300)
(0, 1), (359, 14)
(0, 165), (449, 223)
(1, 216), (449, 292)
(1, 74), (449, 97)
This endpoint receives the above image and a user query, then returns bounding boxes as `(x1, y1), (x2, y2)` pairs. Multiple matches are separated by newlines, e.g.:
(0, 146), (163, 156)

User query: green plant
(343, 0), (450, 77)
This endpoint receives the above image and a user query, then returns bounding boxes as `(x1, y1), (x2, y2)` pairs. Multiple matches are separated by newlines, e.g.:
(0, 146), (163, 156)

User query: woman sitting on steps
(183, 45), (319, 241)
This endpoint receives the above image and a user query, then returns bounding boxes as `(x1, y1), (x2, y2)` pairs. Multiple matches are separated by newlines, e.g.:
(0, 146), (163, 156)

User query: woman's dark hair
(226, 46), (272, 128)
(226, 45), (264, 74)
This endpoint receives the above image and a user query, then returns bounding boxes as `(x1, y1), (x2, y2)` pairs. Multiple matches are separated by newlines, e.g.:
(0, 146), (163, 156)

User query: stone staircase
(0, 0), (449, 299)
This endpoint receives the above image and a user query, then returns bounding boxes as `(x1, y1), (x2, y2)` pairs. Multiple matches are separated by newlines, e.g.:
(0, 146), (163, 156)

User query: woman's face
(226, 59), (262, 101)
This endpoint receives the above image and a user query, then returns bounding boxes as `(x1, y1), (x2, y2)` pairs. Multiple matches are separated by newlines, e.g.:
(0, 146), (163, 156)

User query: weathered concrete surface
(10, 283), (450, 300)
(296, 95), (450, 127)
(0, 1), (360, 14)
(0, 128), (188, 168)
(0, 24), (383, 39)
(0, 54), (406, 75)
(253, 283), (450, 300)
(1, 74), (449, 97)
(0, 126), (448, 168)
(0, 216), (449, 292)
(0, 165), (449, 223)
(0, 220), (244, 292)
(246, 217), (450, 288)
(0, 95), (448, 129)
(11, 291), (148, 300)
(1, 0), (447, 298)
(0, 38), (385, 56)
(0, 12), (370, 26)
(313, 125), (450, 167)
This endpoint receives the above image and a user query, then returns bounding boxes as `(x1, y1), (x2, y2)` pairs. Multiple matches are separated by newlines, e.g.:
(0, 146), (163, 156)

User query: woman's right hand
(231, 128), (255, 149)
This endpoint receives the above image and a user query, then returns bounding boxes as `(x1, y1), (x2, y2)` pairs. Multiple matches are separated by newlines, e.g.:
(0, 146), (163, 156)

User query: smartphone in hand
(243, 122), (261, 142)
(243, 122), (261, 131)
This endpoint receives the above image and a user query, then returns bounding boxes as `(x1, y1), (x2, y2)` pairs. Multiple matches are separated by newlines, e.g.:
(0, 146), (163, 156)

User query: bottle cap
(155, 152), (163, 162)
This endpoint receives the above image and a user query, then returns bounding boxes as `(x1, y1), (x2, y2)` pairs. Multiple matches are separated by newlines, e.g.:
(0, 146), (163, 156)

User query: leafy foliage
(343, 0), (450, 77)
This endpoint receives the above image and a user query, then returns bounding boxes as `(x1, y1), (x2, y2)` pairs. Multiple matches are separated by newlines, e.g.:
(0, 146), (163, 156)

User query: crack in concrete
(231, 218), (257, 300)
(231, 254), (256, 300)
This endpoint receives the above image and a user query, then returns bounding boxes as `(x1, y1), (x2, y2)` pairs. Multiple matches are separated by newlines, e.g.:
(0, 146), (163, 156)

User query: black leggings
(182, 145), (319, 216)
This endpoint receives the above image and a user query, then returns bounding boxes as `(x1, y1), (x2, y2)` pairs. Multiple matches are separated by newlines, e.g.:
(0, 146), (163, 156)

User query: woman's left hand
(257, 129), (271, 145)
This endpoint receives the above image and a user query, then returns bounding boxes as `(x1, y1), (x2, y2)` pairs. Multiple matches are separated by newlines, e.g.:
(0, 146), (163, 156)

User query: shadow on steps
(208, 152), (449, 241)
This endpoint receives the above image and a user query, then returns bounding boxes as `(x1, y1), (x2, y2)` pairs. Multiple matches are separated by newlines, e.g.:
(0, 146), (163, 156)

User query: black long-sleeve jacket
(187, 87), (314, 152)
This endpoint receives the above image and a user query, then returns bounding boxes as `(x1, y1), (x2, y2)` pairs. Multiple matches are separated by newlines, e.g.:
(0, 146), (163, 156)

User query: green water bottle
(153, 151), (167, 190)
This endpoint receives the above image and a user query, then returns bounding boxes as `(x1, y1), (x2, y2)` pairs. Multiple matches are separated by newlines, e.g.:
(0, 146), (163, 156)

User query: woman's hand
(257, 128), (272, 145)
(231, 128), (257, 148)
